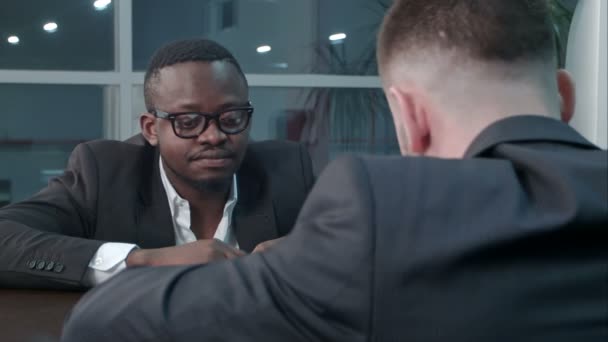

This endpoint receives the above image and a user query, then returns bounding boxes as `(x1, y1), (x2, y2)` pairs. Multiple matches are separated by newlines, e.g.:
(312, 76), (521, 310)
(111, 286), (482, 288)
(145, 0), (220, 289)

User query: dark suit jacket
(62, 116), (608, 342)
(0, 137), (314, 289)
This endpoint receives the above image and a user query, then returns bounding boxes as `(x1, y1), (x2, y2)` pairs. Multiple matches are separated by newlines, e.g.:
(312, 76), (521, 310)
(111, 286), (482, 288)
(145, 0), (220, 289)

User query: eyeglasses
(151, 102), (254, 139)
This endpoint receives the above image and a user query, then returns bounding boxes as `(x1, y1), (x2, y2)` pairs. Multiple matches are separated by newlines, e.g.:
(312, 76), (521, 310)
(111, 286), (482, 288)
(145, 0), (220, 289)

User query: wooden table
(0, 289), (84, 342)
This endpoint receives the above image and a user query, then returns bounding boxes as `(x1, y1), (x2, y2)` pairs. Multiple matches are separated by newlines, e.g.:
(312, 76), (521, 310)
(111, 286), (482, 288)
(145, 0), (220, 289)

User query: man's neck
(168, 172), (231, 240)
(160, 157), (231, 203)
(407, 59), (561, 158)
(172, 176), (230, 207)
(427, 111), (556, 158)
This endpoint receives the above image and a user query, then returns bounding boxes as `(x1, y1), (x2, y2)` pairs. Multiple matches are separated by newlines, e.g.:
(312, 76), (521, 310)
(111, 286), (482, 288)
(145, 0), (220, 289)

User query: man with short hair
(0, 39), (314, 289)
(63, 1), (607, 341)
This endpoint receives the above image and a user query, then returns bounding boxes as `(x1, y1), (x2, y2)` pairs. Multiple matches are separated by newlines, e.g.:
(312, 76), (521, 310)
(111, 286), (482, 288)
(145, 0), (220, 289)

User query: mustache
(188, 148), (236, 161)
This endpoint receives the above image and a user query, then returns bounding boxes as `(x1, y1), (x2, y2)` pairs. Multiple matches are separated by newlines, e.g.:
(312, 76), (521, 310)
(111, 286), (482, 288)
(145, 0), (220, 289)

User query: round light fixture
(7, 36), (20, 45)
(256, 45), (272, 54)
(43, 22), (58, 33)
(93, 0), (112, 10)
(329, 33), (347, 42)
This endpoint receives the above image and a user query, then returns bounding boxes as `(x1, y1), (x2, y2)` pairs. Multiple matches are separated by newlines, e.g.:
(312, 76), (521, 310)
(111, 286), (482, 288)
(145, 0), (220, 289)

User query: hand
(252, 237), (285, 253)
(126, 239), (246, 267)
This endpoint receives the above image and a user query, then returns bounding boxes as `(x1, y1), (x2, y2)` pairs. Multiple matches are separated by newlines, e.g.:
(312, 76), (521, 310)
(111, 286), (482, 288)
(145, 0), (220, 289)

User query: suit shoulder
(358, 153), (505, 170)
(76, 139), (148, 159)
(81, 138), (142, 152)
(316, 154), (370, 184)
(355, 154), (512, 190)
(69, 139), (153, 174)
(332, 154), (404, 176)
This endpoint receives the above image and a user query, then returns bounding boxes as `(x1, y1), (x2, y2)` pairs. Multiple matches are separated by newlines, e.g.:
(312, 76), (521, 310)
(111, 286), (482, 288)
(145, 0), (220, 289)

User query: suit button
(36, 261), (46, 270)
(45, 261), (55, 271)
(27, 260), (37, 269)
(53, 263), (65, 273)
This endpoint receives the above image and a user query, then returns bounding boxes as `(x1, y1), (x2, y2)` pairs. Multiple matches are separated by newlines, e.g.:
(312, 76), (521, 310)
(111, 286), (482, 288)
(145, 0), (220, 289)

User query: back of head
(143, 38), (247, 111)
(378, 0), (556, 71)
(377, 0), (572, 157)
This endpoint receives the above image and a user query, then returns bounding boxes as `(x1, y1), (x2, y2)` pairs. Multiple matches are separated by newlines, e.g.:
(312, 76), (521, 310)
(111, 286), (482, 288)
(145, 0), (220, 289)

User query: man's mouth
(192, 158), (232, 168)
(188, 151), (235, 168)
(189, 150), (234, 161)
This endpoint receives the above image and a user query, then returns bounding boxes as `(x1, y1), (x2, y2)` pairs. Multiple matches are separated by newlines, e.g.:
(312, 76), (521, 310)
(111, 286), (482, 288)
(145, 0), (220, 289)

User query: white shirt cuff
(84, 242), (138, 286)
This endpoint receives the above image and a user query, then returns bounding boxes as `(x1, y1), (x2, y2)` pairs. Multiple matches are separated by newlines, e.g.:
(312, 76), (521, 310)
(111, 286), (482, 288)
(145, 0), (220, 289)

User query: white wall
(566, 0), (607, 149)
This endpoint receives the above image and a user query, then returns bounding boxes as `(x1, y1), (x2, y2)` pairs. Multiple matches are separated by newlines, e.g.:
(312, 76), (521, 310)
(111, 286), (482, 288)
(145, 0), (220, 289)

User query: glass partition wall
(0, 0), (579, 203)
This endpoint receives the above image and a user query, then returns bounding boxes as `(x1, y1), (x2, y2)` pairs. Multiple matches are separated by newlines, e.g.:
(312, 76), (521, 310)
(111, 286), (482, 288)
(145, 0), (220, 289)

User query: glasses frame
(151, 102), (254, 139)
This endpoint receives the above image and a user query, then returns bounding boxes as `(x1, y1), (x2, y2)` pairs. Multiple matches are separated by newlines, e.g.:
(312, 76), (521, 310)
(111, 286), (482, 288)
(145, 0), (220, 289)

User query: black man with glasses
(0, 39), (315, 289)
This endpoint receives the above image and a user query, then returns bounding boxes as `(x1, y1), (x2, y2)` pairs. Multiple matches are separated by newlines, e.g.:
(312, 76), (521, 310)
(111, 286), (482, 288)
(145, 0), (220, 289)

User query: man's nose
(196, 120), (227, 145)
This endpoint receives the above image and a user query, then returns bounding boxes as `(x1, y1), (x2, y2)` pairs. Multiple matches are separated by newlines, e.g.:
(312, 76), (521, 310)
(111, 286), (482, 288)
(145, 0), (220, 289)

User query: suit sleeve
(61, 156), (375, 342)
(0, 143), (105, 289)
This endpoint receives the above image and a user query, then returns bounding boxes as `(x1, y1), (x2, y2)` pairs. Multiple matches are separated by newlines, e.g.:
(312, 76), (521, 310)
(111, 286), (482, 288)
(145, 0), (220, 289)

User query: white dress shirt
(84, 157), (239, 286)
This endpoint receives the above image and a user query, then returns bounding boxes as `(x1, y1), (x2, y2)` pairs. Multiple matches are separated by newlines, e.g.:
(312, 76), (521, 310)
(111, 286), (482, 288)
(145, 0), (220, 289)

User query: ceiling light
(256, 45), (272, 54)
(329, 33), (347, 42)
(93, 0), (112, 10)
(43, 22), (58, 33)
(7, 36), (20, 45)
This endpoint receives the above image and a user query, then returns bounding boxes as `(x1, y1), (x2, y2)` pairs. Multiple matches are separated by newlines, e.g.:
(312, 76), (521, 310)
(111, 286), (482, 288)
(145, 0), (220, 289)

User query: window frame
(0, 0), (382, 141)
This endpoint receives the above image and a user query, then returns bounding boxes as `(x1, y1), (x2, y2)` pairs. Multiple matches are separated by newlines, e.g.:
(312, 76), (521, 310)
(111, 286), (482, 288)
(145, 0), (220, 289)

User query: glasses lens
(173, 114), (205, 137)
(219, 109), (249, 133)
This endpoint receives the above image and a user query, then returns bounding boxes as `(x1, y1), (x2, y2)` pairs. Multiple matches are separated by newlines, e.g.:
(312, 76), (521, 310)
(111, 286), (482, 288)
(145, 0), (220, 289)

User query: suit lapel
(233, 148), (278, 252)
(134, 146), (176, 248)
(130, 140), (279, 251)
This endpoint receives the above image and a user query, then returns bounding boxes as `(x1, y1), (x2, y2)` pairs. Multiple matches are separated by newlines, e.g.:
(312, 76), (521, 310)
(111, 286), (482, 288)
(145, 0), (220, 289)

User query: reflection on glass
(249, 87), (398, 173)
(0, 0), (114, 70)
(131, 85), (398, 173)
(0, 84), (105, 203)
(132, 0), (388, 75)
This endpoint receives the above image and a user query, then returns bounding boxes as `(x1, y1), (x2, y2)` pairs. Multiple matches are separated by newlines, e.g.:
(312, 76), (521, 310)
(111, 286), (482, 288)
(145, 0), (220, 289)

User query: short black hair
(378, 0), (556, 68)
(143, 38), (247, 111)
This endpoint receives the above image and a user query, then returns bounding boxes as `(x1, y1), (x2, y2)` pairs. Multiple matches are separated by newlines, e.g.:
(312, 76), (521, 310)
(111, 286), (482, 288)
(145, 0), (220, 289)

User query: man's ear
(140, 113), (159, 146)
(557, 69), (576, 123)
(386, 87), (409, 155)
(388, 86), (430, 155)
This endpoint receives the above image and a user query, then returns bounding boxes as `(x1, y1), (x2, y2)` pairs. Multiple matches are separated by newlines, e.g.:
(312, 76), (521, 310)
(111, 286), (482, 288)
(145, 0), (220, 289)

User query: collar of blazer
(128, 135), (278, 252)
(464, 115), (599, 158)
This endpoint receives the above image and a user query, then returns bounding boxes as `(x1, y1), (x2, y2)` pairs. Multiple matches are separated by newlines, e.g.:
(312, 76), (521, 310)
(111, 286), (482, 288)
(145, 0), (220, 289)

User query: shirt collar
(158, 156), (238, 216)
(464, 115), (598, 158)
